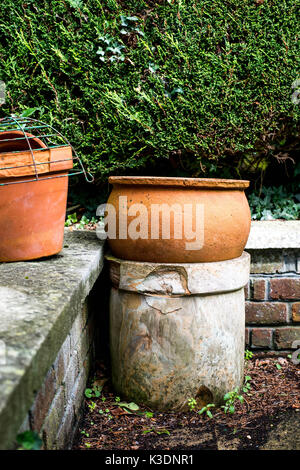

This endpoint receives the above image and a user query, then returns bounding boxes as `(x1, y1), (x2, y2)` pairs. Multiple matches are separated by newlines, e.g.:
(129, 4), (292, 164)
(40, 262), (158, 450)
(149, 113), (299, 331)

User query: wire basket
(0, 115), (93, 186)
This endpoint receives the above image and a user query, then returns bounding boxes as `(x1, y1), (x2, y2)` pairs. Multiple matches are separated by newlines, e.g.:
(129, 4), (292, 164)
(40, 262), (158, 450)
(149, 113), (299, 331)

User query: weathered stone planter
(108, 252), (250, 410)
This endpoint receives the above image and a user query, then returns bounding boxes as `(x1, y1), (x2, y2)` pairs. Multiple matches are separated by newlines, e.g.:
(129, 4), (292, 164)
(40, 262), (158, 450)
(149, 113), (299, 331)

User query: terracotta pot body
(107, 177), (251, 263)
(0, 130), (72, 262)
(0, 174), (68, 262)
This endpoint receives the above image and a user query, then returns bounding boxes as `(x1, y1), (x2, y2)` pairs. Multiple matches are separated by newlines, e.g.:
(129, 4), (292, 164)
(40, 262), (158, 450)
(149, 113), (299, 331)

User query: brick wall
(16, 266), (110, 451)
(18, 299), (97, 450)
(245, 248), (300, 352)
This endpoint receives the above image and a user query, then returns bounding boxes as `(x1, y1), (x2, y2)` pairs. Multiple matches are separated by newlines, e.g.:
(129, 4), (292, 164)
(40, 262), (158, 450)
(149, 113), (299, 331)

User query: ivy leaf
(85, 388), (93, 398)
(120, 16), (128, 27)
(148, 62), (159, 74)
(66, 0), (83, 8)
(126, 16), (139, 22)
(124, 402), (140, 411)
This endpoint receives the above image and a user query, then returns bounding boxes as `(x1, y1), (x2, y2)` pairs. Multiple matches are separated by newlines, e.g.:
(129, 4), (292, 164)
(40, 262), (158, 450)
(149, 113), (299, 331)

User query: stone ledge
(246, 221), (300, 250)
(0, 230), (104, 449)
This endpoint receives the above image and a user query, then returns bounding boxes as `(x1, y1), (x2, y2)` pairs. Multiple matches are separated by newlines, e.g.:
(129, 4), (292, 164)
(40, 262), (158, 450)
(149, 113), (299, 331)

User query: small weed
(65, 213), (78, 227)
(99, 408), (113, 420)
(222, 388), (244, 414)
(198, 403), (215, 419)
(84, 385), (102, 399)
(76, 215), (98, 229)
(16, 431), (42, 451)
(187, 398), (197, 411)
(242, 375), (252, 394)
(85, 442), (91, 449)
(143, 428), (170, 436)
(65, 213), (98, 229)
(80, 430), (89, 438)
(145, 411), (154, 418)
(88, 401), (96, 412)
(222, 375), (252, 414)
(275, 363), (282, 370)
(245, 350), (253, 361)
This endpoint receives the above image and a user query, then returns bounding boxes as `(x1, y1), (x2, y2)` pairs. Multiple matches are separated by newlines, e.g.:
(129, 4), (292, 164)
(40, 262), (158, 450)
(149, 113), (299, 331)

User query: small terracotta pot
(0, 130), (72, 262)
(107, 176), (251, 263)
(0, 130), (73, 178)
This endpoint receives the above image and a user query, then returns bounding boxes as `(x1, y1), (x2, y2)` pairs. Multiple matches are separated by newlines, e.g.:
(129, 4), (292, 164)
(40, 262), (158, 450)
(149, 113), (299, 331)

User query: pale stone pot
(108, 252), (250, 410)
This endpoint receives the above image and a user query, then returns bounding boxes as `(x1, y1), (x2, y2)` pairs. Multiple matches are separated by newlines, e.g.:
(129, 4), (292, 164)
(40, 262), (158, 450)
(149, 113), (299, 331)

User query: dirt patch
(73, 357), (299, 451)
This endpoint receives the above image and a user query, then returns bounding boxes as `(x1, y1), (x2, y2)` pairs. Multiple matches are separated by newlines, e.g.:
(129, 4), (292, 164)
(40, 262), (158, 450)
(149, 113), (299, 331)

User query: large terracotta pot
(107, 176), (251, 263)
(0, 130), (73, 262)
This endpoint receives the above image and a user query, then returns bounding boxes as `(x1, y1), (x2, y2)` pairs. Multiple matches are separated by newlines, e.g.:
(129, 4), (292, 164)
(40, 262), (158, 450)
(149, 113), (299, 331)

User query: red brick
(252, 279), (266, 300)
(251, 328), (273, 349)
(270, 278), (300, 300)
(246, 302), (287, 324)
(292, 303), (300, 322)
(274, 327), (300, 349)
(245, 328), (250, 347)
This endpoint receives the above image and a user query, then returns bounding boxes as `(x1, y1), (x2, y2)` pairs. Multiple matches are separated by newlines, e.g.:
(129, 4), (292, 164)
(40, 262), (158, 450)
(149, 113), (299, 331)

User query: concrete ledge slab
(246, 221), (300, 249)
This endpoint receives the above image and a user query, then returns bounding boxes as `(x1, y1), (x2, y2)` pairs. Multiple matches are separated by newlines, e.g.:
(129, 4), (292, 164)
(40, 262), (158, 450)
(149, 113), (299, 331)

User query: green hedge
(0, 0), (299, 184)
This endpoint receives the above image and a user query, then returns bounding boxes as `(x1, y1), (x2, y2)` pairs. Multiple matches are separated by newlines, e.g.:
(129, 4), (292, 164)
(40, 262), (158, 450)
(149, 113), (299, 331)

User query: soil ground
(73, 357), (299, 451)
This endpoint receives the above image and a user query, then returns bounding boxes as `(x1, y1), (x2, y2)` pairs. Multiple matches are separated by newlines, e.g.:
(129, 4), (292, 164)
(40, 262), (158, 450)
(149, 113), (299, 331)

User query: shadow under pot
(0, 130), (73, 262)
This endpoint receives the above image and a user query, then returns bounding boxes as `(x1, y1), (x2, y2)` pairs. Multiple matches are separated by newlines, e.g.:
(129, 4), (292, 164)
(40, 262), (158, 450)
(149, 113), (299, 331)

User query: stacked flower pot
(106, 177), (251, 410)
(0, 118), (74, 262)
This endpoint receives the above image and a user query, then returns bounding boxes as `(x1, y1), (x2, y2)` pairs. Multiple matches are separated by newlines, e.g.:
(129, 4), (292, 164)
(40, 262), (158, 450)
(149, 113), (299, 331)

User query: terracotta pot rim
(109, 176), (250, 189)
(0, 129), (73, 178)
(0, 130), (47, 150)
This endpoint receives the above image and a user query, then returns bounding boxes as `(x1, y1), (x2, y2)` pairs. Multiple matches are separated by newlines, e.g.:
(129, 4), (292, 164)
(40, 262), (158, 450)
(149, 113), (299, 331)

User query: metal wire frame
(0, 116), (94, 186)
